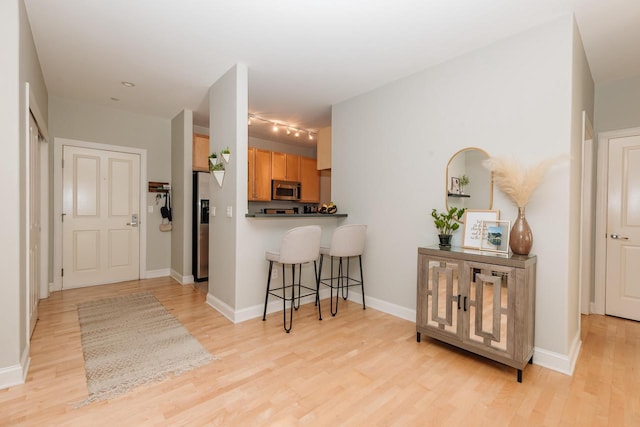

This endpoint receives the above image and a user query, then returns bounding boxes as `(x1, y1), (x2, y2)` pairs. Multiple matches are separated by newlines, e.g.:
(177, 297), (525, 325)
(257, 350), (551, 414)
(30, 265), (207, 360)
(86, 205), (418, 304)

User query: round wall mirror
(446, 147), (493, 216)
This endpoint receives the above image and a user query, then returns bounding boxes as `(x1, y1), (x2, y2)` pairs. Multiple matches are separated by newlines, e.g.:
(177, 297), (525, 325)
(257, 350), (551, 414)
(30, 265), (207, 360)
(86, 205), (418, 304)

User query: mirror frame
(445, 147), (494, 218)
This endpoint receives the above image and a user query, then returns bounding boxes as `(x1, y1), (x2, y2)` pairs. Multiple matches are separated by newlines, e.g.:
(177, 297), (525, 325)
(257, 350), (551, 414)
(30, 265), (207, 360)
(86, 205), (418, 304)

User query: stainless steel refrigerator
(192, 172), (209, 282)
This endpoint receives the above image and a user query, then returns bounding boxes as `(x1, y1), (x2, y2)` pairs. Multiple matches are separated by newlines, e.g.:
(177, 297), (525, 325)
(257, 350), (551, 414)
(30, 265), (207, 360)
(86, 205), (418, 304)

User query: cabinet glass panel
(467, 266), (511, 353)
(426, 260), (459, 334)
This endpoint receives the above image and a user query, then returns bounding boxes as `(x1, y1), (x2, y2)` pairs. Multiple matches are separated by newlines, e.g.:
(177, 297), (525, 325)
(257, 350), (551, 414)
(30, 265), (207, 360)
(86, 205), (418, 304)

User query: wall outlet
(272, 268), (278, 279)
(226, 206), (233, 217)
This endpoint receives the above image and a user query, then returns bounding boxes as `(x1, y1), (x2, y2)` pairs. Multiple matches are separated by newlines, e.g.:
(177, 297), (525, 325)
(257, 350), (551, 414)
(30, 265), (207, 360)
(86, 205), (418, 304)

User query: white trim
(579, 110), (594, 316)
(345, 291), (416, 322)
(206, 288), (333, 324)
(593, 126), (640, 315)
(144, 268), (171, 279)
(170, 269), (194, 285)
(53, 137), (148, 292)
(533, 332), (582, 376)
(0, 345), (30, 390)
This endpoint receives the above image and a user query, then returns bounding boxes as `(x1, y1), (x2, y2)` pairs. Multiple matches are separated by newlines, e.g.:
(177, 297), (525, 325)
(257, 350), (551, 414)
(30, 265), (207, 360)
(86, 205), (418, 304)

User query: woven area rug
(76, 292), (214, 405)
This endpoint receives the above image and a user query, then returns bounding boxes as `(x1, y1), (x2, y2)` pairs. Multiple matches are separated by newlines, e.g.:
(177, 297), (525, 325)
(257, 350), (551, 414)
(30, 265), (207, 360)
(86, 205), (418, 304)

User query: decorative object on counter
(319, 202), (337, 214)
(221, 147), (231, 163)
(431, 207), (465, 248)
(459, 174), (470, 194)
(483, 155), (567, 255)
(480, 219), (511, 253)
(462, 210), (499, 249)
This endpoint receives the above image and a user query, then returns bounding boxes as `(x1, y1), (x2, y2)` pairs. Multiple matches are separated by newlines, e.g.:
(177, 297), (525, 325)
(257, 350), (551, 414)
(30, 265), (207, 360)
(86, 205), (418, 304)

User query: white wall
(332, 16), (581, 369)
(0, 0), (49, 388)
(170, 109), (193, 283)
(595, 75), (640, 133)
(208, 65), (246, 308)
(49, 96), (172, 272)
(567, 18), (594, 365)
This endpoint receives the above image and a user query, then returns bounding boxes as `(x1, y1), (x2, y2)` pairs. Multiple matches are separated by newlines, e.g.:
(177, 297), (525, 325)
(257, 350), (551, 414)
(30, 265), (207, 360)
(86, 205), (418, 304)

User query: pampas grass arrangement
(482, 155), (567, 208)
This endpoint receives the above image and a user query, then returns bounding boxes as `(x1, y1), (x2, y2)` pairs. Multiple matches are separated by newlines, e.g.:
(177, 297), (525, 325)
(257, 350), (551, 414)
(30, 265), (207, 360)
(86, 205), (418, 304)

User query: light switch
(147, 205), (153, 213)
(211, 206), (216, 217)
(226, 206), (233, 217)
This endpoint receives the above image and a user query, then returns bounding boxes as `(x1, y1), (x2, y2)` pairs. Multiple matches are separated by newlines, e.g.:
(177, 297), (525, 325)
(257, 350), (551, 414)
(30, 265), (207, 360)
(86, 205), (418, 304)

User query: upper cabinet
(248, 147), (272, 202)
(300, 156), (320, 203)
(193, 133), (209, 172)
(317, 127), (331, 170)
(272, 152), (300, 181)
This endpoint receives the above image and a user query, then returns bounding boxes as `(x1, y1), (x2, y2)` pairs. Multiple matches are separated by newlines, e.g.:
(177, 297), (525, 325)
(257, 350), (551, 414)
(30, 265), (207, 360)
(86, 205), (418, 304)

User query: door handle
(126, 214), (139, 227)
(610, 234), (629, 240)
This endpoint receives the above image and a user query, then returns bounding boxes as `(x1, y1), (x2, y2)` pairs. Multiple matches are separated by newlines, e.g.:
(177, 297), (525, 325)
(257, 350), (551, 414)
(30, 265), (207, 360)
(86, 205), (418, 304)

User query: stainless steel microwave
(272, 180), (301, 201)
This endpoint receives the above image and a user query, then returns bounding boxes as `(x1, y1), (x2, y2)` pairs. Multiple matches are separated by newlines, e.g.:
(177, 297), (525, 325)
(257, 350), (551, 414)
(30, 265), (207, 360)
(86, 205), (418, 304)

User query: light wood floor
(0, 277), (638, 426)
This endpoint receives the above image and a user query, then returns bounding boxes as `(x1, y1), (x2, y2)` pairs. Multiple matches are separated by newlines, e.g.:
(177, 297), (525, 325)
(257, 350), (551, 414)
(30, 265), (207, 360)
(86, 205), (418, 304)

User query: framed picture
(480, 220), (511, 253)
(450, 177), (460, 194)
(462, 210), (500, 249)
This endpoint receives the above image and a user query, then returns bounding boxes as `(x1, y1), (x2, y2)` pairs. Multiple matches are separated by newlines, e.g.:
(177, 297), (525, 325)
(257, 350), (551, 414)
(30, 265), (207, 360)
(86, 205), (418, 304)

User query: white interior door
(28, 113), (41, 337)
(62, 146), (140, 289)
(605, 133), (640, 321)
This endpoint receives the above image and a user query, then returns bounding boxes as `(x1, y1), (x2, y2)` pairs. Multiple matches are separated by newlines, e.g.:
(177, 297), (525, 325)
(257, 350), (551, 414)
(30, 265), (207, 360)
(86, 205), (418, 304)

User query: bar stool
(318, 224), (367, 316)
(262, 225), (322, 333)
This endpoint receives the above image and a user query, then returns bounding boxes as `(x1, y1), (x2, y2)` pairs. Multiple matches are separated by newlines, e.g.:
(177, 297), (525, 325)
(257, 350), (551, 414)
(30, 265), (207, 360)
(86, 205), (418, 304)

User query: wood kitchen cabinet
(416, 246), (536, 382)
(193, 133), (210, 172)
(271, 152), (300, 182)
(299, 156), (320, 203)
(248, 147), (272, 201)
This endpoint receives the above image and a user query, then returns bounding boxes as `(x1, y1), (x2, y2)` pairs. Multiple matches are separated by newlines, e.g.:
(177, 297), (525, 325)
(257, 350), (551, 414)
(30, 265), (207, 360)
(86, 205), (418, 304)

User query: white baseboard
(0, 345), (30, 391)
(206, 288), (332, 324)
(345, 291), (416, 322)
(533, 332), (581, 376)
(145, 268), (170, 279)
(170, 269), (194, 285)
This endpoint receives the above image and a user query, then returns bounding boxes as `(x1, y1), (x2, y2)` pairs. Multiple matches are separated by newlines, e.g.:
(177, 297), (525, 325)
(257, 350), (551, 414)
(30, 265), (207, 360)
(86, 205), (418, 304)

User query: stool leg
(342, 257), (350, 300)
(283, 263), (293, 333)
(314, 260), (322, 320)
(315, 255), (324, 307)
(293, 264), (300, 311)
(262, 261), (273, 321)
(359, 255), (366, 310)
(330, 256), (338, 316)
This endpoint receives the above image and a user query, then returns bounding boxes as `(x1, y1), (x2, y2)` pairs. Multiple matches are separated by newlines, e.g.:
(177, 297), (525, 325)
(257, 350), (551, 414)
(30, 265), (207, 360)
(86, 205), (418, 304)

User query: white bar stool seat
(262, 225), (322, 332)
(318, 224), (367, 316)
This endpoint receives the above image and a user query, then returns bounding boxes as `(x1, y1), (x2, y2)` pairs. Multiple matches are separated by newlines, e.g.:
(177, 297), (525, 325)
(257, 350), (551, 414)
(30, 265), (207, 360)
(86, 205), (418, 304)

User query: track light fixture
(248, 113), (318, 141)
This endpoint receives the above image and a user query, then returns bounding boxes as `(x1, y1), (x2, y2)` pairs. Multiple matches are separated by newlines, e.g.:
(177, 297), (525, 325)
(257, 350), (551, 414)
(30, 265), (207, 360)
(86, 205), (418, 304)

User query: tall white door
(605, 133), (640, 321)
(63, 146), (140, 289)
(28, 114), (41, 337)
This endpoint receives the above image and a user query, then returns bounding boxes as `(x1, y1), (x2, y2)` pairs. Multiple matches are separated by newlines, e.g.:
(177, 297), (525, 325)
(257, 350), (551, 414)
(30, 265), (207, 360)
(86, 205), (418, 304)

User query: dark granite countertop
(246, 213), (348, 218)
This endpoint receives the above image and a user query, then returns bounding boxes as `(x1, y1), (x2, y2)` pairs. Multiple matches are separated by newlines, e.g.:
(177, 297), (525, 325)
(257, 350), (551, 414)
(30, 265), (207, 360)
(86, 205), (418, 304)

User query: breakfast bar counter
(246, 213), (348, 218)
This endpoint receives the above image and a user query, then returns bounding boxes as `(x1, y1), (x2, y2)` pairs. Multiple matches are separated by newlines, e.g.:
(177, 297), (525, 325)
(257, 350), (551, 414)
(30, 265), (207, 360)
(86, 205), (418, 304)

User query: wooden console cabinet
(416, 246), (536, 382)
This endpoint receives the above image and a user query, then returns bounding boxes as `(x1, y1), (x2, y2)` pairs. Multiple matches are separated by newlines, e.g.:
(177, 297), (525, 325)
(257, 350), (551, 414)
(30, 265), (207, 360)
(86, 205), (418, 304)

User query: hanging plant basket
(209, 157), (218, 168)
(212, 170), (225, 187)
(221, 153), (231, 163)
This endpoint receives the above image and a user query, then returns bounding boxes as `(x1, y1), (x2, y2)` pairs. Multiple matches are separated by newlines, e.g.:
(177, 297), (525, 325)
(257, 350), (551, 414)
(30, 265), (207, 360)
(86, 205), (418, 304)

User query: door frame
(25, 82), (49, 341)
(579, 111), (594, 316)
(593, 126), (640, 314)
(52, 137), (148, 292)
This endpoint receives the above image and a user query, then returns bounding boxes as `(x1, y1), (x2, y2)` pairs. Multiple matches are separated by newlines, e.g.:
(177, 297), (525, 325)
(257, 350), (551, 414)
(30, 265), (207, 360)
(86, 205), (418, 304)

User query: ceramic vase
(509, 206), (533, 255)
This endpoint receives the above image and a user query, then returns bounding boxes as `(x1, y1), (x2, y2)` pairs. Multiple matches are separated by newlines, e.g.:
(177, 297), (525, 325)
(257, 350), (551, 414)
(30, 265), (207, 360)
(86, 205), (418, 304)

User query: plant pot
(212, 170), (225, 187)
(221, 153), (230, 163)
(209, 157), (218, 168)
(438, 234), (452, 248)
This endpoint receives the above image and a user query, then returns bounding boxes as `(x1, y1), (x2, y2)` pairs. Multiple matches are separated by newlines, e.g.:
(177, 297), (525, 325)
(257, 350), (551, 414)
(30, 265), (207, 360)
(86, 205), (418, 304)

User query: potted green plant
(208, 152), (218, 170)
(459, 174), (470, 194)
(431, 207), (465, 248)
(210, 158), (225, 187)
(221, 147), (231, 163)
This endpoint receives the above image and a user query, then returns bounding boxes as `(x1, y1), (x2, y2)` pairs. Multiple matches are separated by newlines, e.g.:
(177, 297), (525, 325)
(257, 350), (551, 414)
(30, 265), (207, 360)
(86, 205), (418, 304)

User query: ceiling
(24, 0), (640, 144)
